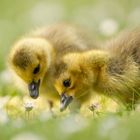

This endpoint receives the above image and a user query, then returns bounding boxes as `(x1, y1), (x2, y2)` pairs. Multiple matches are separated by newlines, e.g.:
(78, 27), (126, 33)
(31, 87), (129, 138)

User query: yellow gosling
(54, 29), (140, 111)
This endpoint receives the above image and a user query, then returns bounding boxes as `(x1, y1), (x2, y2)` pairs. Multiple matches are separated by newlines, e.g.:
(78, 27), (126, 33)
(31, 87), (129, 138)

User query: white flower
(89, 103), (99, 111)
(58, 115), (88, 134)
(99, 117), (129, 140)
(99, 117), (118, 137)
(29, 2), (64, 24)
(39, 110), (53, 122)
(11, 132), (44, 140)
(0, 109), (9, 124)
(0, 96), (10, 109)
(99, 18), (119, 36)
(12, 118), (24, 128)
(24, 101), (34, 112)
(0, 69), (13, 84)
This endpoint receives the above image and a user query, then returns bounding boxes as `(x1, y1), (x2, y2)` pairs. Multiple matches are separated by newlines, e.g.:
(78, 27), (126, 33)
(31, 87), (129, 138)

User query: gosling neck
(80, 50), (110, 82)
(42, 39), (55, 69)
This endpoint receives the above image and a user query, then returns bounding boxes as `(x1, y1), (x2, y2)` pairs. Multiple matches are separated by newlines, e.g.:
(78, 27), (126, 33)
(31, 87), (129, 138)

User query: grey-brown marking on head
(12, 48), (32, 70)
(53, 59), (68, 78)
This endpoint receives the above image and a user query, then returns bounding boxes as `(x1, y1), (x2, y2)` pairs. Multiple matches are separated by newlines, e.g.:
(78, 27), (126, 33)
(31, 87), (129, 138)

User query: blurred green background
(0, 0), (140, 140)
(0, 0), (140, 70)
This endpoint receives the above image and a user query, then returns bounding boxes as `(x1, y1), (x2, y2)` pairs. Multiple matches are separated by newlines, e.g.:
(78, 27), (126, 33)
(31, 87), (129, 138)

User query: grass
(0, 108), (140, 140)
(0, 85), (140, 140)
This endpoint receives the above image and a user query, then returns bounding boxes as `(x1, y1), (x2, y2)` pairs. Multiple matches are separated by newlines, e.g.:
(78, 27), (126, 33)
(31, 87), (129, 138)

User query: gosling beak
(28, 80), (40, 99)
(60, 93), (73, 112)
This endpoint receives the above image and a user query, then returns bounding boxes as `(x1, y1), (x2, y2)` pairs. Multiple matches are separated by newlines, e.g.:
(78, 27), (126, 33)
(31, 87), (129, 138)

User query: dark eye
(33, 64), (40, 74)
(63, 79), (71, 87)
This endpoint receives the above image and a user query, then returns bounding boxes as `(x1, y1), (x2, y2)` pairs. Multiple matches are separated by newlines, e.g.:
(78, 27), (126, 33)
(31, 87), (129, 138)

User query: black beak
(60, 93), (73, 112)
(28, 80), (40, 99)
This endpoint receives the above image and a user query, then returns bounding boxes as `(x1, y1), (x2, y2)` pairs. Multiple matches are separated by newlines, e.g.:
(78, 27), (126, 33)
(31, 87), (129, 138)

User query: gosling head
(9, 37), (53, 99)
(54, 53), (96, 111)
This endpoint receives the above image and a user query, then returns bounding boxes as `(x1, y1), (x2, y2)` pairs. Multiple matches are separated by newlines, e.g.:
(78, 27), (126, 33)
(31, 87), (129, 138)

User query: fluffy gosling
(8, 23), (97, 110)
(54, 29), (140, 111)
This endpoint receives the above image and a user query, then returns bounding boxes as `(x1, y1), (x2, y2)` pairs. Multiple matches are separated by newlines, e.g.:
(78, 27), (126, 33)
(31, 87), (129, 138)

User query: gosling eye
(33, 64), (40, 74)
(63, 79), (71, 88)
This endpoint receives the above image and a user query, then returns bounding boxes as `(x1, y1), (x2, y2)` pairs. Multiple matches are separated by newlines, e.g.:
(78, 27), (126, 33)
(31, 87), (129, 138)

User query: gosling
(54, 29), (140, 111)
(8, 23), (97, 110)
